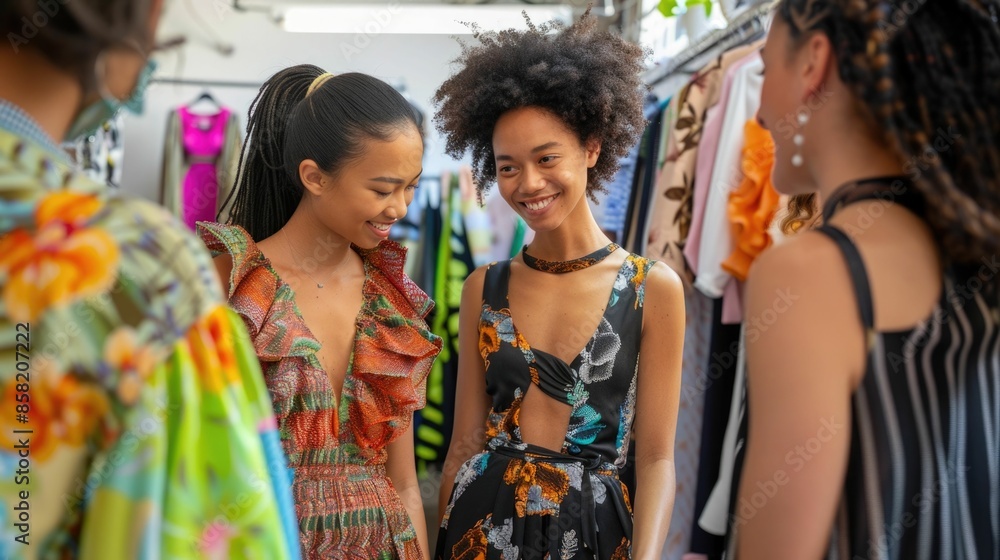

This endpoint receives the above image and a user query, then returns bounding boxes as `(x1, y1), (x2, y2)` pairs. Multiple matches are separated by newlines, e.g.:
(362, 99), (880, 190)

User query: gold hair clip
(307, 72), (335, 96)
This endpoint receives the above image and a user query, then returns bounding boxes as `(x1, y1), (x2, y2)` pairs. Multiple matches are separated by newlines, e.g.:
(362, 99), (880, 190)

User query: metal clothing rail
(151, 77), (265, 89)
(646, 1), (773, 86)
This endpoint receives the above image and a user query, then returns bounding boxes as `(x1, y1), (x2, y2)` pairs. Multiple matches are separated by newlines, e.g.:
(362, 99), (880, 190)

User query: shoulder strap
(482, 260), (511, 309)
(815, 225), (875, 330)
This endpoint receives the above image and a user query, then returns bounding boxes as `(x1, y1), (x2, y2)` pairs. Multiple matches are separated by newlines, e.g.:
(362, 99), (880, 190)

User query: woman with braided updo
(197, 65), (442, 559)
(730, 0), (1000, 558)
(433, 10), (685, 560)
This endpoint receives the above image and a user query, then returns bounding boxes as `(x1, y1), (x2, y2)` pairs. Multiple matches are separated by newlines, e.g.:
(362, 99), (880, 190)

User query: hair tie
(307, 72), (335, 96)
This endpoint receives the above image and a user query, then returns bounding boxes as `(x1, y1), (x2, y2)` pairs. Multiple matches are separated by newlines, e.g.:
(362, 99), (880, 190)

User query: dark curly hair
(0, 0), (155, 91)
(432, 8), (649, 202)
(776, 0), (1000, 263)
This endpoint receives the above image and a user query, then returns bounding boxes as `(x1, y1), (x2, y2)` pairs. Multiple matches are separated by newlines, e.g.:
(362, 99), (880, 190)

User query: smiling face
(300, 125), (423, 249)
(492, 106), (600, 233)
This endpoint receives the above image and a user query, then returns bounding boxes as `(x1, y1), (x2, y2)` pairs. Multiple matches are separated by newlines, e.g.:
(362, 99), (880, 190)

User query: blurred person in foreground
(0, 1), (299, 558)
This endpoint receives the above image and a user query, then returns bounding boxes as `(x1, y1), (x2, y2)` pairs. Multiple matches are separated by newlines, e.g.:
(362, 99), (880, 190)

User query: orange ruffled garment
(722, 118), (781, 281)
(199, 222), (442, 560)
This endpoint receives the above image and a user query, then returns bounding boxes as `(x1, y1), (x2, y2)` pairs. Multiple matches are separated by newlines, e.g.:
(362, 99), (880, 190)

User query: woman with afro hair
(434, 10), (684, 560)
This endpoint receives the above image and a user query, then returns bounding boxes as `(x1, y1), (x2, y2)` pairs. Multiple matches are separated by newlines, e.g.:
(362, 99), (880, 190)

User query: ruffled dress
(199, 223), (442, 559)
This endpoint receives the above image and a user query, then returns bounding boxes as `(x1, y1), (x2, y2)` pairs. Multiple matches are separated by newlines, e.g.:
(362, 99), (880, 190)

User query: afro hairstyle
(433, 8), (649, 202)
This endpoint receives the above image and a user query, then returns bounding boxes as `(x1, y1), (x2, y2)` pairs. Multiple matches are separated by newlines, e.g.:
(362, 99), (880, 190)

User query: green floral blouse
(0, 115), (297, 559)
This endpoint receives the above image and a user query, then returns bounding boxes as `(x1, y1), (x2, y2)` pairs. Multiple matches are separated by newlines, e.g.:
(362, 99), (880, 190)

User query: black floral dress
(436, 253), (655, 560)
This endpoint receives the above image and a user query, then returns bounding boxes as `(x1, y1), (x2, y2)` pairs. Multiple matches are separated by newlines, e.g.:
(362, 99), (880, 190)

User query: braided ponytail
(219, 64), (323, 242)
(220, 66), (421, 242)
(777, 0), (1000, 263)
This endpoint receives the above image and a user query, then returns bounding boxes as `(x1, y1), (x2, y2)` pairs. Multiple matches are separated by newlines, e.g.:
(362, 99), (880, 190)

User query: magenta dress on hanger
(179, 107), (231, 229)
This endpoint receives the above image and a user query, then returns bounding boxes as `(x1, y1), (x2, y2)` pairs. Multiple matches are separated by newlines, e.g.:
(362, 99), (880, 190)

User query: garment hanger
(185, 90), (224, 124)
(188, 90), (221, 109)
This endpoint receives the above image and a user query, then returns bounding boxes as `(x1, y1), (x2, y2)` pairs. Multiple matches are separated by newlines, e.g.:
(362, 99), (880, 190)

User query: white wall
(121, 1), (468, 203)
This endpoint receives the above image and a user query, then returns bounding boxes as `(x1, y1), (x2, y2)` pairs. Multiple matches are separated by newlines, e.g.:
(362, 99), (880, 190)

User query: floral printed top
(436, 253), (655, 560)
(0, 108), (298, 560)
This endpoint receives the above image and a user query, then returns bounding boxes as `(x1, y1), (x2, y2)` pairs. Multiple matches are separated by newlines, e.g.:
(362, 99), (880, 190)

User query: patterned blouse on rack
(0, 114), (298, 559)
(198, 222), (442, 559)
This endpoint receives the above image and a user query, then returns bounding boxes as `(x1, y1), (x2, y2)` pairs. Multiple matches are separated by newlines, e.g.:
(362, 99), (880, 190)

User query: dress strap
(821, 176), (925, 222)
(815, 225), (875, 333)
(481, 259), (512, 310)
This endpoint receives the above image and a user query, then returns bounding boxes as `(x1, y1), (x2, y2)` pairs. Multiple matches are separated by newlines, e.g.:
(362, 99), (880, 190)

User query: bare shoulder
(749, 231), (846, 287)
(747, 231), (867, 382)
(462, 263), (490, 295)
(644, 259), (684, 301)
(640, 260), (685, 333)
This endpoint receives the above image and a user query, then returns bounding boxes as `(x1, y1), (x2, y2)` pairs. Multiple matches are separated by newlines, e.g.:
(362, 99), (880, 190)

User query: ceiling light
(280, 3), (574, 35)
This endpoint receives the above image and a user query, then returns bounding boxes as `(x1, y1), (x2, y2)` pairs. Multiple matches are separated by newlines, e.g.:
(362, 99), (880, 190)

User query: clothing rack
(646, 1), (773, 86)
(151, 77), (264, 89)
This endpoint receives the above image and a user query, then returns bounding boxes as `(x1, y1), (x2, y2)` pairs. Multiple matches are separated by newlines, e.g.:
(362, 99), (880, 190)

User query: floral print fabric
(198, 222), (442, 559)
(436, 254), (654, 559)
(0, 125), (297, 560)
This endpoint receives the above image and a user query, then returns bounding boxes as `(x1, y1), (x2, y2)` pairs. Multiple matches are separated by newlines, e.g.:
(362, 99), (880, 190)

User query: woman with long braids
(198, 65), (442, 559)
(433, 11), (685, 560)
(730, 0), (1000, 558)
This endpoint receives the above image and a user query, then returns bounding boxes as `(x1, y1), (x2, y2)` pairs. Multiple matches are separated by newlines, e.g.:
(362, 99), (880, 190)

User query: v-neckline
(256, 244), (364, 425)
(502, 254), (629, 369)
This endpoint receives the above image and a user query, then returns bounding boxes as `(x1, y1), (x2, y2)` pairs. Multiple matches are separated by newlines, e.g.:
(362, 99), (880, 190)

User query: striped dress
(730, 178), (1000, 560)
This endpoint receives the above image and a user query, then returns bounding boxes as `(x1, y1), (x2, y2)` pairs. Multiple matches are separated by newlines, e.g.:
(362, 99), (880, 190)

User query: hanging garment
(486, 190), (535, 262)
(688, 300), (741, 559)
(458, 166), (495, 268)
(198, 223), (442, 559)
(692, 52), (763, 299)
(625, 99), (669, 254)
(698, 324), (747, 538)
(699, 201), (791, 542)
(721, 118), (779, 281)
(0, 103), (298, 560)
(415, 176), (476, 473)
(645, 43), (759, 280)
(161, 106), (241, 229)
(684, 48), (761, 275)
(593, 137), (642, 243)
(63, 114), (125, 189)
(662, 287), (714, 560)
(436, 254), (655, 560)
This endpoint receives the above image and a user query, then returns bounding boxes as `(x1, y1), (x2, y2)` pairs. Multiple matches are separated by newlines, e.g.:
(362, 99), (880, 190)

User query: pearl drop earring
(792, 111), (808, 167)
